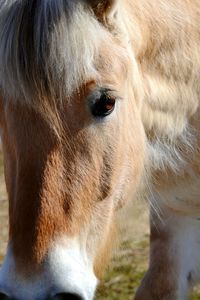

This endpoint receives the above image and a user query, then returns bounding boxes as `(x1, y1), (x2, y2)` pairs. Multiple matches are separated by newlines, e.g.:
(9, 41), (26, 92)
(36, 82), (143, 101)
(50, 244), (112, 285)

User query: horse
(0, 0), (199, 299)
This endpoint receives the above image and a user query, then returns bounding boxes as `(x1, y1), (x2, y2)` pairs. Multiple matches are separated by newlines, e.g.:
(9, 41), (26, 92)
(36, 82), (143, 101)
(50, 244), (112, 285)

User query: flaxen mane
(0, 1), (101, 105)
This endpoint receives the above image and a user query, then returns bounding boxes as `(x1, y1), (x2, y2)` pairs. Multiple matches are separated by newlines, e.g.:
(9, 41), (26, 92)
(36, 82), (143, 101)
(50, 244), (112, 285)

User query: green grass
(96, 238), (148, 300)
(96, 237), (200, 300)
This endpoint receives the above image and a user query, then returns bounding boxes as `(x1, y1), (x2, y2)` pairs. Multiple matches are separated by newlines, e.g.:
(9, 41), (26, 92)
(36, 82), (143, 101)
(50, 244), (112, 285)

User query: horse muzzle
(0, 241), (97, 300)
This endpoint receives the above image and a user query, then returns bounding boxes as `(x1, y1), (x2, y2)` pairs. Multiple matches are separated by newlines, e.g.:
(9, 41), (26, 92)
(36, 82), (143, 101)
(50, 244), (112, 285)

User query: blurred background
(0, 149), (200, 299)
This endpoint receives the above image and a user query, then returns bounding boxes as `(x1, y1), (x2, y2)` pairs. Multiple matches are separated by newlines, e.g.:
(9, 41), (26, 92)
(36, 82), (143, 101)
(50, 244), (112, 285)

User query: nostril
(0, 292), (11, 300)
(52, 293), (84, 300)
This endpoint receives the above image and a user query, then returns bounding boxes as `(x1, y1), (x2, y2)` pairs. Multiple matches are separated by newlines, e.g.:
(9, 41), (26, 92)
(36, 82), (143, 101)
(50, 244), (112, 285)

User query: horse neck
(122, 0), (199, 58)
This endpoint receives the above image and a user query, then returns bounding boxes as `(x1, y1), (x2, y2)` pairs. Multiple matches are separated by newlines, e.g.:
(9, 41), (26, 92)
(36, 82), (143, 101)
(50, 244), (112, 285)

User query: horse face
(0, 70), (145, 300)
(0, 1), (145, 299)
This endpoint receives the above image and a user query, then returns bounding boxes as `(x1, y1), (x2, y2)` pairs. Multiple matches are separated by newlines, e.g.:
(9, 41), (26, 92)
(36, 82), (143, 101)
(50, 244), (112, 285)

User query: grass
(96, 238), (148, 300)
(95, 233), (200, 300)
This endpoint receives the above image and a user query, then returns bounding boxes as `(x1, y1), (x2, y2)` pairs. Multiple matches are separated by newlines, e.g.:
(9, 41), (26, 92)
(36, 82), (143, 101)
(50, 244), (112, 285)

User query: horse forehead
(0, 0), (106, 104)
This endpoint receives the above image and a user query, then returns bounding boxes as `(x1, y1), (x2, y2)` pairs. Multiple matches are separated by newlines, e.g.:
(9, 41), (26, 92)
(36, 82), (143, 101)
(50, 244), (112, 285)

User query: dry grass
(0, 153), (200, 299)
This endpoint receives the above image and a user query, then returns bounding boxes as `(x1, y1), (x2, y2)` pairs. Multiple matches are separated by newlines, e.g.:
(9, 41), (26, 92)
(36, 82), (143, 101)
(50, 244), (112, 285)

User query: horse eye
(91, 92), (116, 118)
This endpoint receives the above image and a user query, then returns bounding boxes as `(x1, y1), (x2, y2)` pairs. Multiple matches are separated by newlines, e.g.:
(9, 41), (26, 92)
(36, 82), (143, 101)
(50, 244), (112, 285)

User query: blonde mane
(0, 1), (103, 105)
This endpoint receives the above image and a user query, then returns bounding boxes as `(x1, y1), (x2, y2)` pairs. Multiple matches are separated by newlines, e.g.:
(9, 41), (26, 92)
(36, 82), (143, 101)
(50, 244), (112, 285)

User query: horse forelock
(0, 0), (104, 108)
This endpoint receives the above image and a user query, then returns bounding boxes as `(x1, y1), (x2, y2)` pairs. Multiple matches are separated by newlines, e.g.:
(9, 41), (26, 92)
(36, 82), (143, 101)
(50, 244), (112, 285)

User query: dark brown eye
(91, 92), (116, 118)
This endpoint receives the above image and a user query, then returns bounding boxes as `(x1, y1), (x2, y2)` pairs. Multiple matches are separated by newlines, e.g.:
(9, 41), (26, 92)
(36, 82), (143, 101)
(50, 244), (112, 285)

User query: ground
(0, 152), (200, 299)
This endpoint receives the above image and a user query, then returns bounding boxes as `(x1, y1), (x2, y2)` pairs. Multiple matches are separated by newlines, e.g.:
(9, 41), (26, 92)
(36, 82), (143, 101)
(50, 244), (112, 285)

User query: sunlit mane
(0, 0), (104, 105)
